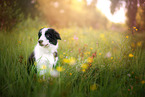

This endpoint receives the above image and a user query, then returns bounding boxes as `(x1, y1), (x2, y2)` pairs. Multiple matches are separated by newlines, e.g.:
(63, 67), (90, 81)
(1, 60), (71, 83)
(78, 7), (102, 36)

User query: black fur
(28, 52), (35, 64)
(53, 52), (58, 58)
(27, 52), (36, 74)
(45, 29), (61, 45)
(38, 28), (43, 39)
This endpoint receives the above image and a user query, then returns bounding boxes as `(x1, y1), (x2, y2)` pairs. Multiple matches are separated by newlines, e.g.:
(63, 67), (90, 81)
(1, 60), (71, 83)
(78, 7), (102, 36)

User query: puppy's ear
(38, 28), (43, 39)
(54, 30), (61, 40)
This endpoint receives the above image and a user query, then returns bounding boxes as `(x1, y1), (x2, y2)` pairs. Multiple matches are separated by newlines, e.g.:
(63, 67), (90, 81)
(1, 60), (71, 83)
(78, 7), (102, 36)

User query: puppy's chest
(35, 52), (55, 65)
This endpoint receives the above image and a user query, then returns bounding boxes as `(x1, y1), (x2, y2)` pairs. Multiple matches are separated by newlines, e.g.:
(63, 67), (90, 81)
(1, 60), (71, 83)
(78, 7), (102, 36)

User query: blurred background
(0, 0), (145, 32)
(0, 1), (145, 97)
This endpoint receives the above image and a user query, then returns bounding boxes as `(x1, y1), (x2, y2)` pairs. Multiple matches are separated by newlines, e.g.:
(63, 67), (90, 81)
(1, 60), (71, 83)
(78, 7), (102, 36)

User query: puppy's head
(38, 28), (61, 47)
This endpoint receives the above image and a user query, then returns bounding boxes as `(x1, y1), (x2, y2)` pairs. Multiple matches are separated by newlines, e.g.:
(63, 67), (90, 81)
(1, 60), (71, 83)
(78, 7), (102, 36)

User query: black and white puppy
(28, 28), (61, 76)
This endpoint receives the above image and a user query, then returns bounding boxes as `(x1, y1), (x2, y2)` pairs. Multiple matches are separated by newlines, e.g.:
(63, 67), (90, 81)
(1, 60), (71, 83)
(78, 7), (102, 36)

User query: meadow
(0, 19), (145, 97)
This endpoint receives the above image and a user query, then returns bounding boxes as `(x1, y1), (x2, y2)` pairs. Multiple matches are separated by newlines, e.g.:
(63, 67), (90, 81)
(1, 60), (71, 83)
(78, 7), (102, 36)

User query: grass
(0, 19), (145, 97)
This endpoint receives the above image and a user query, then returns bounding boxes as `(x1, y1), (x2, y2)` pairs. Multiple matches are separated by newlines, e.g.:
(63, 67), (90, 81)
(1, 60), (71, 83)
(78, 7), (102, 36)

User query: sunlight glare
(77, 0), (82, 2)
(87, 0), (92, 5)
(96, 0), (126, 23)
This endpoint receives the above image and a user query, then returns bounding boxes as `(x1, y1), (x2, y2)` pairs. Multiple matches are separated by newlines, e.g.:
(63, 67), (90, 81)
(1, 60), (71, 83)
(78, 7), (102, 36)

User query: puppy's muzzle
(38, 40), (43, 44)
(38, 40), (43, 46)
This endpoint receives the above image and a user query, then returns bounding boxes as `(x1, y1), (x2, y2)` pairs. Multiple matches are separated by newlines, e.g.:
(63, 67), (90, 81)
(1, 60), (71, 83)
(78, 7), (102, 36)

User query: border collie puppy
(28, 28), (61, 77)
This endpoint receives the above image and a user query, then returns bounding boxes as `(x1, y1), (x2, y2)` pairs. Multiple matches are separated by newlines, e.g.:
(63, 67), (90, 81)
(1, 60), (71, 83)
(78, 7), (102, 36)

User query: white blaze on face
(39, 28), (50, 46)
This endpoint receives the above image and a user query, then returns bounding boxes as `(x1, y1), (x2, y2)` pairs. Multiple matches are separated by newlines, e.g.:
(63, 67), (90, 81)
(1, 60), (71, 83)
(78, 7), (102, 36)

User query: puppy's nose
(38, 40), (43, 44)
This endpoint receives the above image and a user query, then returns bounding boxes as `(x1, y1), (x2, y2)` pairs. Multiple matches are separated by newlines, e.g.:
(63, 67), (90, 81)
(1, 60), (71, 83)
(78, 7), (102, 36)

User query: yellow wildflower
(63, 58), (69, 64)
(133, 27), (136, 29)
(129, 54), (134, 57)
(126, 36), (129, 39)
(41, 65), (47, 70)
(112, 41), (114, 43)
(88, 52), (90, 55)
(135, 29), (138, 31)
(84, 52), (90, 56)
(82, 69), (86, 72)
(89, 26), (93, 30)
(111, 57), (113, 59)
(71, 37), (74, 40)
(69, 57), (76, 65)
(99, 53), (101, 55)
(56, 66), (64, 72)
(63, 57), (76, 65)
(90, 48), (93, 50)
(90, 84), (97, 91)
(141, 80), (145, 84)
(137, 41), (142, 47)
(70, 73), (72, 75)
(18, 41), (21, 44)
(100, 34), (105, 38)
(87, 57), (93, 63)
(81, 63), (88, 69)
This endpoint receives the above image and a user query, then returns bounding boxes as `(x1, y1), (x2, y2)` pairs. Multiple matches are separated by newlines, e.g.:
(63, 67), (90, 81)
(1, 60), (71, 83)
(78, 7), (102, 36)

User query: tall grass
(0, 18), (145, 97)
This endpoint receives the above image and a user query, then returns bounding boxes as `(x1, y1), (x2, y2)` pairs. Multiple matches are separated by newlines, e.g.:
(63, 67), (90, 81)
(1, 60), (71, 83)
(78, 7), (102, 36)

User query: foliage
(0, 0), (109, 30)
(0, 19), (145, 97)
(126, 0), (137, 28)
(136, 3), (145, 31)
(110, 0), (145, 31)
(0, 0), (37, 31)
(37, 0), (108, 28)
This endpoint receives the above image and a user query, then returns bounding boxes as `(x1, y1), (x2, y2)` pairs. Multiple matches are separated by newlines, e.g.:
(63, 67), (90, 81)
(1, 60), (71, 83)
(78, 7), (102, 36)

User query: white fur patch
(34, 43), (58, 76)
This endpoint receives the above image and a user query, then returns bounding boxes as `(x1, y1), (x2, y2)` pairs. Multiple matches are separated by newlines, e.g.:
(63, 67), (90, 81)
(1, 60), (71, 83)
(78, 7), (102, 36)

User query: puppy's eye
(45, 33), (49, 38)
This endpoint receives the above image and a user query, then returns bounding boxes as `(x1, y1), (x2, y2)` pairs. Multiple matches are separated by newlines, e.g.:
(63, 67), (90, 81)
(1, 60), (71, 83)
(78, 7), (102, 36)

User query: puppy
(28, 28), (61, 77)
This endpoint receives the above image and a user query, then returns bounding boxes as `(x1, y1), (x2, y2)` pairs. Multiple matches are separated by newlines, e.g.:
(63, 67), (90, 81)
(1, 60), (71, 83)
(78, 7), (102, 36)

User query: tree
(136, 0), (145, 31)
(0, 0), (37, 31)
(110, 0), (145, 31)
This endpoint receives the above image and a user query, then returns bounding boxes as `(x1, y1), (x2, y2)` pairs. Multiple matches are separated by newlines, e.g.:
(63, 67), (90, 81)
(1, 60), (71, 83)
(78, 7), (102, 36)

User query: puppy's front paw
(50, 69), (59, 77)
